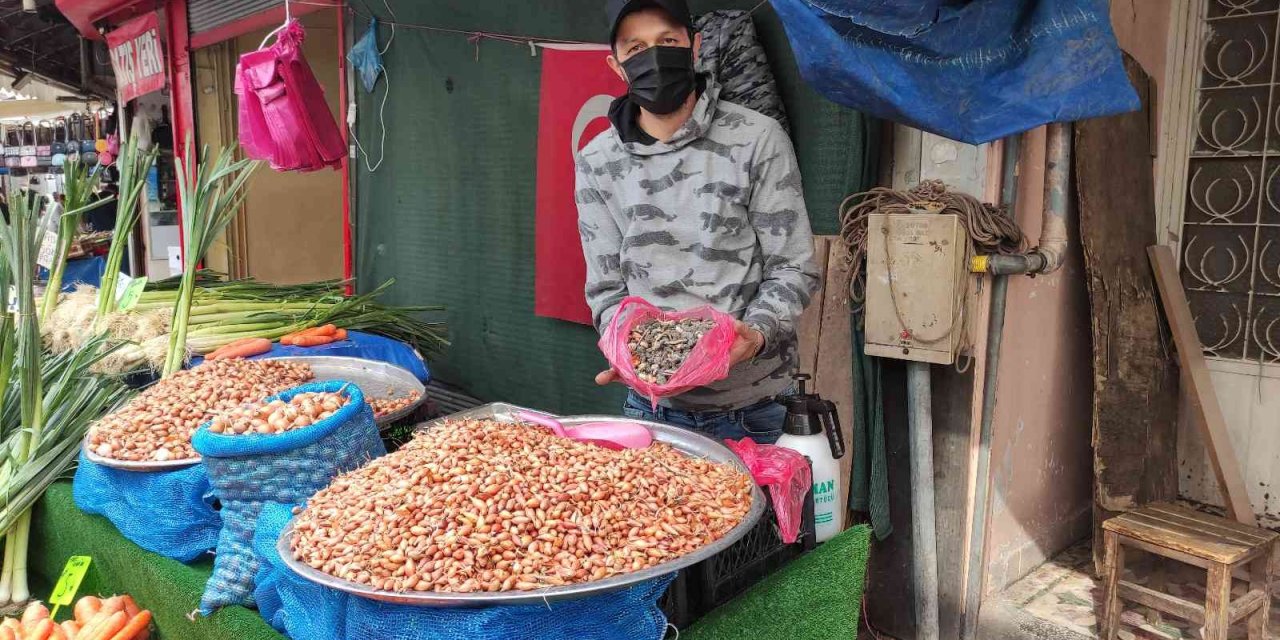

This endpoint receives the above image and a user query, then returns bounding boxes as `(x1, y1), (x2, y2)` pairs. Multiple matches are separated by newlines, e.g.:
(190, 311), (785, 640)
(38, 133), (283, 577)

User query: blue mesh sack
(252, 503), (675, 640)
(193, 381), (386, 614)
(72, 452), (221, 563)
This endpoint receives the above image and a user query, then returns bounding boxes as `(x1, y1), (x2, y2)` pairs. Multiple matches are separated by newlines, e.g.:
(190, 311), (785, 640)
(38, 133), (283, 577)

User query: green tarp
(354, 0), (875, 414)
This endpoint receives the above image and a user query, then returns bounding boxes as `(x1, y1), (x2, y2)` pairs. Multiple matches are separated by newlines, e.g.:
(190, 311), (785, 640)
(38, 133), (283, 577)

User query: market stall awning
(53, 0), (151, 39)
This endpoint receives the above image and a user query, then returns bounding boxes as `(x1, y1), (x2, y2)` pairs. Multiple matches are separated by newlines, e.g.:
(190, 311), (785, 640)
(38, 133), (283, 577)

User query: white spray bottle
(774, 373), (847, 543)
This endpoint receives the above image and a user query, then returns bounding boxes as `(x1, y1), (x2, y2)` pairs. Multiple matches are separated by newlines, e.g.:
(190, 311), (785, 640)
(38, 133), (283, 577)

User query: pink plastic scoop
(515, 410), (653, 450)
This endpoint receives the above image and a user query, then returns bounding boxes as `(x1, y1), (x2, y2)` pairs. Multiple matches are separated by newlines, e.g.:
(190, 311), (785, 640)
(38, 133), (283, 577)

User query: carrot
(207, 336), (266, 359)
(100, 597), (125, 616)
(61, 620), (81, 639)
(76, 612), (109, 640)
(332, 328), (348, 341)
(309, 324), (337, 337)
(119, 596), (139, 620)
(106, 611), (150, 640)
(0, 626), (15, 640)
(83, 611), (126, 640)
(29, 618), (55, 640)
(50, 626), (68, 640)
(291, 334), (336, 347)
(75, 596), (102, 625)
(2, 619), (23, 632)
(24, 601), (50, 625)
(209, 338), (272, 360)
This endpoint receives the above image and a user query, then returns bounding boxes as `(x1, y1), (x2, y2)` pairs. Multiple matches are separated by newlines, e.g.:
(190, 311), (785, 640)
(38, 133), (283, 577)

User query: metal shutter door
(188, 0), (279, 35)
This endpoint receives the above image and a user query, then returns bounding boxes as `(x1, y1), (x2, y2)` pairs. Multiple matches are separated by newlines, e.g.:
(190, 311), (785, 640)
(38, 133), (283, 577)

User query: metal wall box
(864, 213), (968, 365)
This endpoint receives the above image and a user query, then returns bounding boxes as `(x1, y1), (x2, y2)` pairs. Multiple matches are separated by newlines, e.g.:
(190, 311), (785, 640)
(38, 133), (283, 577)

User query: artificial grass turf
(683, 525), (871, 640)
(31, 481), (284, 640)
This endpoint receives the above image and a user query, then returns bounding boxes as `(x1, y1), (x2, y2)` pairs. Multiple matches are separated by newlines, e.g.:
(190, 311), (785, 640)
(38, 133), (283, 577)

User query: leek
(163, 141), (259, 376)
(97, 132), (159, 321)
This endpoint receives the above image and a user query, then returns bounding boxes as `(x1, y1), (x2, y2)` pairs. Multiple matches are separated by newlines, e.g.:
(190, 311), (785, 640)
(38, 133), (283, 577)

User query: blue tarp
(39, 256), (105, 292)
(768, 0), (1139, 144)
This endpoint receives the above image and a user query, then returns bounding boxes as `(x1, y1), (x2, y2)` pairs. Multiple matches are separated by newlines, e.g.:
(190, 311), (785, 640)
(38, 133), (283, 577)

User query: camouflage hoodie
(575, 76), (819, 412)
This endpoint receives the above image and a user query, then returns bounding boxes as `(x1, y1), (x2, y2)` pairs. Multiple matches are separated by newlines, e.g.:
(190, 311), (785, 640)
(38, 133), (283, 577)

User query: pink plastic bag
(725, 438), (812, 544)
(599, 297), (736, 407)
(235, 21), (345, 172)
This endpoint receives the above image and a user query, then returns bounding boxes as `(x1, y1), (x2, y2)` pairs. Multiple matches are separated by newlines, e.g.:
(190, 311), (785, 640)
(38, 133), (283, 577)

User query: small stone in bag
(628, 318), (716, 384)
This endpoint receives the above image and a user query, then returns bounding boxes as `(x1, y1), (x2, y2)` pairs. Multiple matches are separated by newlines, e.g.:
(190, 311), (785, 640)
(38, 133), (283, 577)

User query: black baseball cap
(606, 0), (694, 49)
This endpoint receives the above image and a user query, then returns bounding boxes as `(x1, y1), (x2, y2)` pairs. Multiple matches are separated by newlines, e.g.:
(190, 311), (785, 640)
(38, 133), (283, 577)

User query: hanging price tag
(48, 555), (92, 618)
(36, 230), (59, 270)
(118, 275), (148, 311)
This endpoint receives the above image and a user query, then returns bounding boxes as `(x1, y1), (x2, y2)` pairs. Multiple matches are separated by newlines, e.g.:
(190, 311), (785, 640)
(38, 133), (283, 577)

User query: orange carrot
(61, 620), (81, 638)
(332, 328), (348, 341)
(100, 597), (125, 616)
(23, 601), (50, 625)
(29, 618), (55, 640)
(84, 611), (126, 640)
(209, 338), (272, 360)
(106, 611), (150, 640)
(309, 324), (337, 336)
(75, 596), (102, 625)
(76, 612), (108, 640)
(291, 334), (336, 347)
(120, 596), (140, 620)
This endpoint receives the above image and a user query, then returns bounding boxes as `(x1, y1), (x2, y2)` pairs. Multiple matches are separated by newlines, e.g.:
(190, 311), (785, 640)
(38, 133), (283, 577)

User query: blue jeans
(623, 392), (786, 445)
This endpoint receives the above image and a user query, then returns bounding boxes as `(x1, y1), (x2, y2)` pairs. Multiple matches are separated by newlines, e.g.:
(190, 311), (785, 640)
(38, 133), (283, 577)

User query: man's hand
(729, 321), (765, 367)
(596, 321), (764, 385)
(595, 368), (619, 386)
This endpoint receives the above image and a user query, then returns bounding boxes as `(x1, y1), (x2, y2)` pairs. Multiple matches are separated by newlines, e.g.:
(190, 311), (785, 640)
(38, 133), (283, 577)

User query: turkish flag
(534, 46), (627, 325)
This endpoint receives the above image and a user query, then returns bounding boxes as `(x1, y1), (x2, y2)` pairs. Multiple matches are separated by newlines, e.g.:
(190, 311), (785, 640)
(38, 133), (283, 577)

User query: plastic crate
(660, 484), (817, 628)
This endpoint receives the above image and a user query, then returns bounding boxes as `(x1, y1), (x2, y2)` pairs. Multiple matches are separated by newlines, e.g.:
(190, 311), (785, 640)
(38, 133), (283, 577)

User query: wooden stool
(1101, 503), (1277, 640)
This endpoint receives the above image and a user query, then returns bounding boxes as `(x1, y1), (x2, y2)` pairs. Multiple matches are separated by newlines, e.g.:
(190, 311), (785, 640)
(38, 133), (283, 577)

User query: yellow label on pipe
(970, 255), (990, 273)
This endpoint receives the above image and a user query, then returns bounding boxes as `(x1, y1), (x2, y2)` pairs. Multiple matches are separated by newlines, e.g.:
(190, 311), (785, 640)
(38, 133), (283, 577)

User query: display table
(31, 482), (284, 640)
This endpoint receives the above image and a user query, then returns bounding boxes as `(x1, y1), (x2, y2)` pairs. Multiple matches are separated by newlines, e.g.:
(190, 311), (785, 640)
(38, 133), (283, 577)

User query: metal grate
(188, 0), (281, 35)
(1182, 0), (1280, 363)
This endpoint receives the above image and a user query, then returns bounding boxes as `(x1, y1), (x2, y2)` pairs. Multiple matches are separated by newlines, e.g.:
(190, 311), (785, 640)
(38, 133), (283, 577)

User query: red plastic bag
(725, 438), (812, 544)
(235, 20), (345, 172)
(599, 297), (736, 407)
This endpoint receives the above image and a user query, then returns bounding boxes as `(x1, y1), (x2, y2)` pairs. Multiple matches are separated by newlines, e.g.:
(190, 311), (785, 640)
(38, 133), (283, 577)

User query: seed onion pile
(88, 359), (314, 461)
(629, 318), (715, 385)
(291, 418), (754, 594)
(208, 391), (349, 436)
(369, 390), (421, 419)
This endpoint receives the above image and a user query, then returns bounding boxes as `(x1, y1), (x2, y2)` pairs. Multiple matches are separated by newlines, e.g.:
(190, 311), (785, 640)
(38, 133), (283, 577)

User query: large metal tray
(264, 356), (426, 426)
(276, 402), (764, 607)
(84, 356), (425, 471)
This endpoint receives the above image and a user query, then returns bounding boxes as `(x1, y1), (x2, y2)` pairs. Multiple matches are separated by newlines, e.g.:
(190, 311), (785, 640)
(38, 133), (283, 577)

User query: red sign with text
(534, 46), (627, 325)
(106, 13), (166, 103)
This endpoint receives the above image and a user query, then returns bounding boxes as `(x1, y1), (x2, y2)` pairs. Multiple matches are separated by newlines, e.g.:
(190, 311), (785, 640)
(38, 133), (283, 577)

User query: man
(86, 182), (118, 233)
(575, 0), (819, 444)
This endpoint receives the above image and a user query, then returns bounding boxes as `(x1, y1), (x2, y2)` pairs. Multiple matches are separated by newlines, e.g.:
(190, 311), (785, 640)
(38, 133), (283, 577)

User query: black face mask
(620, 46), (696, 115)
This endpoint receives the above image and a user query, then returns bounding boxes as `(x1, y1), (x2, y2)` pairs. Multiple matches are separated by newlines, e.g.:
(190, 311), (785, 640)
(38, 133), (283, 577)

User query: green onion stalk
(163, 141), (259, 376)
(39, 160), (110, 323)
(96, 132), (159, 323)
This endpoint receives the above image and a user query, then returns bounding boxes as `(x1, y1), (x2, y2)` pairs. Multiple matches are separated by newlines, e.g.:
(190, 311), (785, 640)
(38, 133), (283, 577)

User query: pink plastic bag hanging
(599, 296), (737, 407)
(235, 20), (345, 172)
(725, 438), (812, 544)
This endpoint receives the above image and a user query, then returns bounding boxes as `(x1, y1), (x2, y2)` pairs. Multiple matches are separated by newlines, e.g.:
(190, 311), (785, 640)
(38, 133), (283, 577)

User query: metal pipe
(977, 122), (1072, 277)
(959, 133), (1022, 640)
(907, 360), (940, 640)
